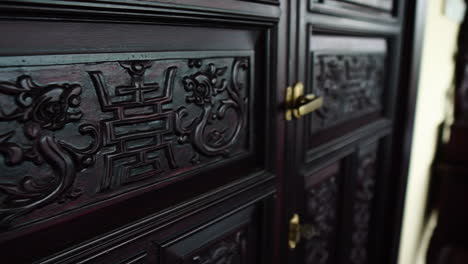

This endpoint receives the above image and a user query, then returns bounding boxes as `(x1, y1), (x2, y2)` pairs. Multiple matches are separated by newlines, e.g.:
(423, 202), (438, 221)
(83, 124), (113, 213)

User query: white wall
(398, 0), (461, 263)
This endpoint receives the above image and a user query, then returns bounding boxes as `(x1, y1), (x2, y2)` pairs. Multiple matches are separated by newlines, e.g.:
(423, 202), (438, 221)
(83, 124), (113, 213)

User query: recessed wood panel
(307, 35), (387, 146)
(0, 50), (264, 229)
(310, 52), (385, 133)
(161, 217), (251, 263)
(348, 142), (379, 264)
(303, 161), (344, 264)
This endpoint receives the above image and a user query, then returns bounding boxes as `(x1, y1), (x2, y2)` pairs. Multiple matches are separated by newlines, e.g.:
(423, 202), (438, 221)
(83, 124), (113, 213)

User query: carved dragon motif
(0, 76), (101, 227)
(175, 58), (249, 157)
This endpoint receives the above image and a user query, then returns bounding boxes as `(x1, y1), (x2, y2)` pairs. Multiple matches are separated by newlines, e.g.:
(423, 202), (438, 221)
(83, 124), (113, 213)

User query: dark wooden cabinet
(0, 0), (421, 263)
(283, 0), (424, 263)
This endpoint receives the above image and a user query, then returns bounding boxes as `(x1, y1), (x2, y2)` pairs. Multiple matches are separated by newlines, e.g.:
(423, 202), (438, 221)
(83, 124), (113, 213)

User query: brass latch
(288, 213), (318, 250)
(285, 82), (324, 121)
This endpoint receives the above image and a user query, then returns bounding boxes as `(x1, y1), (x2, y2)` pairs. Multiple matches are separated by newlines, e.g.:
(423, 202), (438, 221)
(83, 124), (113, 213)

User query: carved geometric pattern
(350, 146), (378, 264)
(310, 53), (385, 133)
(305, 173), (339, 264)
(0, 54), (251, 227)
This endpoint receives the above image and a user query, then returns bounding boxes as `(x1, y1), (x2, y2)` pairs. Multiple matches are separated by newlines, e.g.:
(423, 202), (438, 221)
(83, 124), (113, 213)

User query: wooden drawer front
(0, 19), (272, 231)
(307, 35), (387, 146)
(42, 202), (263, 264)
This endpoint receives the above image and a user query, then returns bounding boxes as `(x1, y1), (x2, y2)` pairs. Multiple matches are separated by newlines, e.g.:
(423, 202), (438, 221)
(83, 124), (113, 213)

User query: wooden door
(282, 0), (417, 264)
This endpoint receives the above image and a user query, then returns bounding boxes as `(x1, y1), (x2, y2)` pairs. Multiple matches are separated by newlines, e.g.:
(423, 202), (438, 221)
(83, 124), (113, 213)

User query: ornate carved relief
(350, 146), (378, 264)
(88, 57), (249, 192)
(305, 172), (339, 264)
(175, 58), (248, 157)
(88, 62), (179, 192)
(310, 53), (385, 133)
(0, 76), (101, 226)
(0, 54), (251, 227)
(191, 230), (246, 264)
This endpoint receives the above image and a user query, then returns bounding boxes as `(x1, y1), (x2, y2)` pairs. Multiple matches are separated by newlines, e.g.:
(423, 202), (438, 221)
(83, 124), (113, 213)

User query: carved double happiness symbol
(88, 58), (250, 192)
(88, 61), (178, 192)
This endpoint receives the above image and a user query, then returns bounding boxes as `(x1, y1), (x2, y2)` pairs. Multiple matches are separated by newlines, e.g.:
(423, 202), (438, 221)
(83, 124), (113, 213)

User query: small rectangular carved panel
(162, 225), (249, 264)
(0, 51), (254, 228)
(155, 201), (259, 264)
(349, 143), (378, 264)
(309, 52), (385, 134)
(304, 162), (342, 264)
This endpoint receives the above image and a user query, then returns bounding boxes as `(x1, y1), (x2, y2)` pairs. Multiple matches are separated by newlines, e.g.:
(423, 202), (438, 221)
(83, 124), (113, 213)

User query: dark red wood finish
(281, 0), (426, 264)
(0, 0), (423, 263)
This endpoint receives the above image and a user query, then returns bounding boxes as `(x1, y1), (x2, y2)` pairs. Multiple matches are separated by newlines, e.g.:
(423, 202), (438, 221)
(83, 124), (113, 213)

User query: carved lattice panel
(0, 51), (254, 228)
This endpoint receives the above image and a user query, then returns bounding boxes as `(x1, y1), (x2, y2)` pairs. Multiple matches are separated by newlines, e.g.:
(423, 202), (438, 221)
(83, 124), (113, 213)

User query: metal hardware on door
(288, 213), (318, 250)
(285, 82), (324, 121)
(288, 214), (301, 249)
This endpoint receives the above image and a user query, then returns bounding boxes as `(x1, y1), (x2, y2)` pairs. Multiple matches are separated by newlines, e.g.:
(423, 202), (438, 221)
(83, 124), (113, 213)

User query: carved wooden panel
(190, 231), (246, 264)
(349, 143), (378, 264)
(158, 198), (257, 264)
(0, 51), (255, 228)
(309, 52), (385, 134)
(304, 162), (341, 264)
(162, 225), (248, 264)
